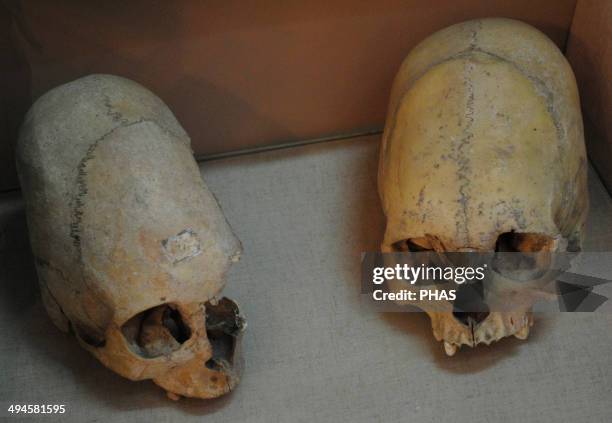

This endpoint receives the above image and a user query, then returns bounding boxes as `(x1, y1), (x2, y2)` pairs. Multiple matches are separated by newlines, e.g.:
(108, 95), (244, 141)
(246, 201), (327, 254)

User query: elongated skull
(16, 74), (245, 398)
(378, 18), (588, 355)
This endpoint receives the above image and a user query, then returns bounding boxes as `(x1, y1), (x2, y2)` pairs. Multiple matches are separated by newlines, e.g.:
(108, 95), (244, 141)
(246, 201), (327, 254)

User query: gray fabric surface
(1, 135), (611, 422)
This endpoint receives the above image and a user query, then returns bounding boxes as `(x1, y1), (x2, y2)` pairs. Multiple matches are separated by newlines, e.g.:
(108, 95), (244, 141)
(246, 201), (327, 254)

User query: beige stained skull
(16, 74), (245, 399)
(378, 18), (588, 355)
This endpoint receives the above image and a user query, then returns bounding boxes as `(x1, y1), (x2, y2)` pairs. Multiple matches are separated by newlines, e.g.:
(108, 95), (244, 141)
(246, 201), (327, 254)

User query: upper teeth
(444, 341), (458, 356)
(514, 325), (530, 340)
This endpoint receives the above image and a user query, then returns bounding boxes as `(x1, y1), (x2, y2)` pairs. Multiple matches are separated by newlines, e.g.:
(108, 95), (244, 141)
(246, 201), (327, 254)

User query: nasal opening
(452, 280), (490, 326)
(204, 298), (245, 372)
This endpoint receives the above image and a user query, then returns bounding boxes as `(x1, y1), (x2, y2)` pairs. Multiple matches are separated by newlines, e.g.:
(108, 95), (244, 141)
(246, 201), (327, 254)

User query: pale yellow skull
(378, 18), (588, 355)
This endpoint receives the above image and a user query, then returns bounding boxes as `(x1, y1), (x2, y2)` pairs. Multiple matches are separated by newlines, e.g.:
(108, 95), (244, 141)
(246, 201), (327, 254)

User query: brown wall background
(0, 0), (581, 190)
(0, 1), (30, 190)
(566, 0), (612, 193)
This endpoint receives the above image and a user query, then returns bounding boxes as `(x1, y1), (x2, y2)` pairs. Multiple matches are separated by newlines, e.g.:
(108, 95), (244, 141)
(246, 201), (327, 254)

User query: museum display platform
(1, 134), (610, 422)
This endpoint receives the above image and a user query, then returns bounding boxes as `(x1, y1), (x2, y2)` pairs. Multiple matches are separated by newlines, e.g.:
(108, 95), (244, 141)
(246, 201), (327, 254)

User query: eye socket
(121, 303), (191, 359)
(495, 232), (555, 253)
(493, 232), (554, 281)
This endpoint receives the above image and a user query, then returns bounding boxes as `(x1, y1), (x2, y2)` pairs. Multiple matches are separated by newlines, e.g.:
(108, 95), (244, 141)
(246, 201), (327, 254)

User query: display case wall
(0, 0), (584, 190)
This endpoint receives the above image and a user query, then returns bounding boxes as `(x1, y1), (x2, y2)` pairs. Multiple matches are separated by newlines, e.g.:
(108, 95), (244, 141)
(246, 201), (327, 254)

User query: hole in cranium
(452, 280), (490, 326)
(493, 231), (554, 281)
(121, 304), (191, 358)
(204, 298), (244, 372)
(392, 238), (434, 252)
